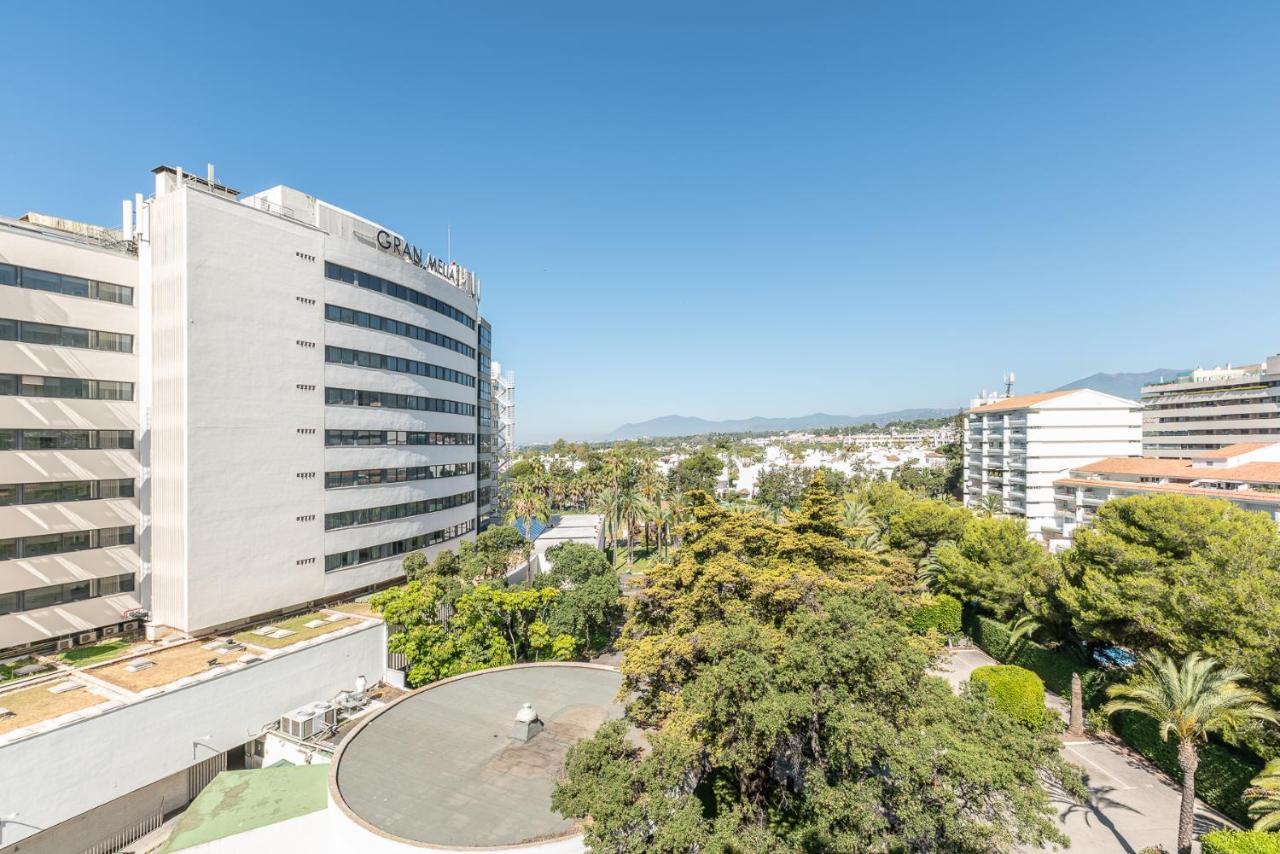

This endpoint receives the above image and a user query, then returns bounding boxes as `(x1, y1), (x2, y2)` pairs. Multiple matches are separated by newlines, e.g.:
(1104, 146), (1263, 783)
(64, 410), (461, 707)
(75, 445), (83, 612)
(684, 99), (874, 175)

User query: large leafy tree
(557, 479), (1082, 852)
(535, 542), (623, 653)
(668, 448), (724, 495)
(933, 516), (1059, 621)
(754, 465), (810, 520)
(1103, 652), (1277, 854)
(1057, 494), (1280, 698)
(885, 497), (971, 558)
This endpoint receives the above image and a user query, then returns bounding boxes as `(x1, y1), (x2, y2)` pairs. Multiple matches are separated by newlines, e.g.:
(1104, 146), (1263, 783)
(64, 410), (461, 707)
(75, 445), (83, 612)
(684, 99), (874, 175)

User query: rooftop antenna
(1003, 372), (1016, 398)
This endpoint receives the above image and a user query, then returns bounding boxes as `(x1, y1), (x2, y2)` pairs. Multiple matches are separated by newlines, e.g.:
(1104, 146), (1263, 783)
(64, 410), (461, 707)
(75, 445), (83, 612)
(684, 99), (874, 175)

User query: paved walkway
(936, 647), (1235, 853)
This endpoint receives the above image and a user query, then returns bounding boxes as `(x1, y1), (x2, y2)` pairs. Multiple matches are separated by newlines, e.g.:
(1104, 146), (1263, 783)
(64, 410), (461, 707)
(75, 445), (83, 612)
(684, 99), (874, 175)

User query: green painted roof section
(162, 764), (328, 852)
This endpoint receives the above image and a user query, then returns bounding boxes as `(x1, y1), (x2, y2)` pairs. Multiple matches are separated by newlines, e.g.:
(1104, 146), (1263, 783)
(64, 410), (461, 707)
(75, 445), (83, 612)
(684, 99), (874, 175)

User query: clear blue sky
(3, 2), (1278, 443)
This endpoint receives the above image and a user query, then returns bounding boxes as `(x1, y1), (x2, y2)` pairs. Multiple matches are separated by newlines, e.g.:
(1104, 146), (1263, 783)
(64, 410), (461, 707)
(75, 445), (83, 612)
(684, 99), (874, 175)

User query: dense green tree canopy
(555, 474), (1081, 852)
(668, 449), (724, 495)
(934, 516), (1058, 621)
(886, 497), (971, 558)
(1057, 494), (1280, 700)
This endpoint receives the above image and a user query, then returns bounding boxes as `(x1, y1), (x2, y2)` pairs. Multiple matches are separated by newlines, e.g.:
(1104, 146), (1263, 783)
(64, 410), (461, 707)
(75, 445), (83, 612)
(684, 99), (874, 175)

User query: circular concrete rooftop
(331, 663), (624, 850)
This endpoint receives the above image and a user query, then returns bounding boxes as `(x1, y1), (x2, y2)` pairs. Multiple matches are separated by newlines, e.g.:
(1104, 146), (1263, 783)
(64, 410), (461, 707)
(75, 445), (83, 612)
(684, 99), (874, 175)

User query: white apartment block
(0, 214), (142, 653)
(1141, 355), (1280, 458)
(963, 388), (1142, 537)
(1054, 442), (1280, 539)
(140, 167), (488, 638)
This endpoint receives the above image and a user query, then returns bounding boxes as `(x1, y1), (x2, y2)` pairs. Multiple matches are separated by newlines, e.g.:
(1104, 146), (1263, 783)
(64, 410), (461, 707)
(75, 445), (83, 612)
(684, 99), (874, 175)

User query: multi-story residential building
(963, 388), (1142, 537)
(1141, 355), (1280, 458)
(140, 166), (486, 638)
(492, 358), (515, 474)
(0, 213), (143, 654)
(1054, 442), (1280, 539)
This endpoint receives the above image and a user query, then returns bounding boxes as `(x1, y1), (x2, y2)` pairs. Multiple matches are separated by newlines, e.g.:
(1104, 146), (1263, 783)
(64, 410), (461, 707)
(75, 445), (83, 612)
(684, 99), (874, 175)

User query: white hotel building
(0, 214), (143, 653)
(963, 388), (1142, 537)
(141, 168), (489, 637)
(0, 166), (504, 653)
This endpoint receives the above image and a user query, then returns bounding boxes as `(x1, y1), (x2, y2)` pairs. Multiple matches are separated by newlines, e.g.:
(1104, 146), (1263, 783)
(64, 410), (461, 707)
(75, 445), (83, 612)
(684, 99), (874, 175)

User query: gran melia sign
(373, 228), (480, 297)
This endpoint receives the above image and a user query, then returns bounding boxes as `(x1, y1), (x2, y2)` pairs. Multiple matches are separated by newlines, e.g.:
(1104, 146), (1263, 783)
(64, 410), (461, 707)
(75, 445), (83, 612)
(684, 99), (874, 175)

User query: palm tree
(590, 485), (622, 568)
(1005, 614), (1041, 655)
(977, 494), (1004, 517)
(614, 484), (646, 566)
(1246, 758), (1280, 832)
(916, 540), (953, 593)
(505, 481), (549, 570)
(1102, 652), (1278, 854)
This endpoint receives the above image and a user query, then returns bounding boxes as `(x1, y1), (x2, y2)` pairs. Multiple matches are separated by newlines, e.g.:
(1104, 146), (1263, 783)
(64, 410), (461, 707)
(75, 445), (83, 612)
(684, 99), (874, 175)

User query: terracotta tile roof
(966, 390), (1075, 414)
(1075, 458), (1193, 478)
(1071, 457), (1280, 486)
(1055, 477), (1280, 506)
(1196, 443), (1273, 459)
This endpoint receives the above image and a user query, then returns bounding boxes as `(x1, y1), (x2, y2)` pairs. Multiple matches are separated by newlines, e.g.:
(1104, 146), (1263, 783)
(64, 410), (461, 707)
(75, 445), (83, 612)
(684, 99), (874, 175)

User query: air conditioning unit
(78, 631), (98, 645)
(56, 639), (74, 651)
(122, 621), (138, 632)
(280, 703), (339, 740)
(102, 626), (118, 636)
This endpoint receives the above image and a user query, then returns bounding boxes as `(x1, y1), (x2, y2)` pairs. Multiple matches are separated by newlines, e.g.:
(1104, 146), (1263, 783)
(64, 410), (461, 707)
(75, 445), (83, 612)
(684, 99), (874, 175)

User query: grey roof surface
(335, 665), (624, 847)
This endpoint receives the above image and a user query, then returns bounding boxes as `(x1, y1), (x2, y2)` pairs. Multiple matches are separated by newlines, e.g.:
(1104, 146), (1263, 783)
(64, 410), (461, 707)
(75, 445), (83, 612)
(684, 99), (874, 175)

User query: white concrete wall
(0, 620), (384, 847)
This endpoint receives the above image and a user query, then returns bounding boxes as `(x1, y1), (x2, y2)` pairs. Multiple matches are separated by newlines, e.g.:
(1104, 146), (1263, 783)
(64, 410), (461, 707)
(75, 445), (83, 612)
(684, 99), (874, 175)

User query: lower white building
(963, 388), (1142, 536)
(1053, 442), (1280, 541)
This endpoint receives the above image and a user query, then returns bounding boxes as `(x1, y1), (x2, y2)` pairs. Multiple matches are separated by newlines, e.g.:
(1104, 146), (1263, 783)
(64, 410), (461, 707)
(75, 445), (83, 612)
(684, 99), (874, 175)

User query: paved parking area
(936, 646), (1235, 853)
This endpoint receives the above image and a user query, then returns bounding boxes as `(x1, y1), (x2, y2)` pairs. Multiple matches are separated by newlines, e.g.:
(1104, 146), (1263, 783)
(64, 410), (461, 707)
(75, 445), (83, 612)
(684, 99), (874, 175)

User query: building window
(0, 429), (134, 450)
(0, 318), (133, 353)
(323, 304), (475, 358)
(0, 526), (133, 560)
(0, 572), (135, 616)
(324, 430), (475, 447)
(324, 387), (475, 417)
(0, 478), (133, 506)
(324, 262), (475, 330)
(325, 462), (476, 489)
(0, 375), (133, 402)
(325, 346), (475, 387)
(325, 490), (476, 530)
(0, 263), (133, 305)
(324, 519), (476, 572)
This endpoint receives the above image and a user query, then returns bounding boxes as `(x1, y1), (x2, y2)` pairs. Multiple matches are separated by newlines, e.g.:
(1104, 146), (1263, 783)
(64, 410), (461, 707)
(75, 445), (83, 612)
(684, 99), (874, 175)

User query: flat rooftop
(333, 663), (623, 848)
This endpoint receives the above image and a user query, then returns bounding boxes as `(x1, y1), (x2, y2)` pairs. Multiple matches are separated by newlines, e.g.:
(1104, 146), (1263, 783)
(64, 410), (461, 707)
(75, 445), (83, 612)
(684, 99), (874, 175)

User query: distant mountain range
(604, 409), (955, 441)
(596, 369), (1188, 442)
(1054, 368), (1186, 401)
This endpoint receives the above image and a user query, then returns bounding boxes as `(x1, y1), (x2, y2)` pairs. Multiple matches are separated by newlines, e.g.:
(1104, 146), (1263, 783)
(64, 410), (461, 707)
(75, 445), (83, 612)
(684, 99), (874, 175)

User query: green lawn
(57, 639), (138, 668)
(234, 612), (355, 650)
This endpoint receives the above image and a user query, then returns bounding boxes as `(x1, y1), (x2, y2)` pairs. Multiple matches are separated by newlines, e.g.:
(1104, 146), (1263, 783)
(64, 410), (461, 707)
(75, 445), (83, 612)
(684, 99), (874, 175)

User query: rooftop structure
(1141, 354), (1280, 458)
(331, 663), (624, 850)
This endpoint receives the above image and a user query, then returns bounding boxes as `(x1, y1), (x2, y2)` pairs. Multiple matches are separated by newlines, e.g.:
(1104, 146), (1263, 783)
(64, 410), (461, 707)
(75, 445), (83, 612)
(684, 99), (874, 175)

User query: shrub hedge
(1202, 830), (1280, 854)
(971, 664), (1047, 727)
(963, 607), (1262, 823)
(911, 593), (962, 637)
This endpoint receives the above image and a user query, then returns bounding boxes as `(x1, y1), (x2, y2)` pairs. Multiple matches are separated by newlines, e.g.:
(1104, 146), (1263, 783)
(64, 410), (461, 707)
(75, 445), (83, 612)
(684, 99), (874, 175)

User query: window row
(324, 304), (475, 358)
(0, 318), (133, 353)
(0, 375), (133, 401)
(0, 525), (134, 561)
(325, 346), (475, 388)
(324, 262), (475, 330)
(324, 387), (475, 417)
(324, 519), (475, 572)
(0, 572), (136, 616)
(0, 263), (133, 305)
(0, 429), (134, 450)
(325, 461), (476, 490)
(0, 478), (133, 506)
(325, 429), (475, 447)
(324, 490), (476, 530)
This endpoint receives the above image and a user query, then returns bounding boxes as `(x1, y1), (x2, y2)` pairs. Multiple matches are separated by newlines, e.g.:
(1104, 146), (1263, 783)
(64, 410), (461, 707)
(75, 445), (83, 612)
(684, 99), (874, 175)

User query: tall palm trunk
(1176, 740), (1199, 854)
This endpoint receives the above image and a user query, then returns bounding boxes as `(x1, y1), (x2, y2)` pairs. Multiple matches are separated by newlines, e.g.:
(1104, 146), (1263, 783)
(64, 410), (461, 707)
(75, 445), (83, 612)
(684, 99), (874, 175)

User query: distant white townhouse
(963, 388), (1142, 537)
